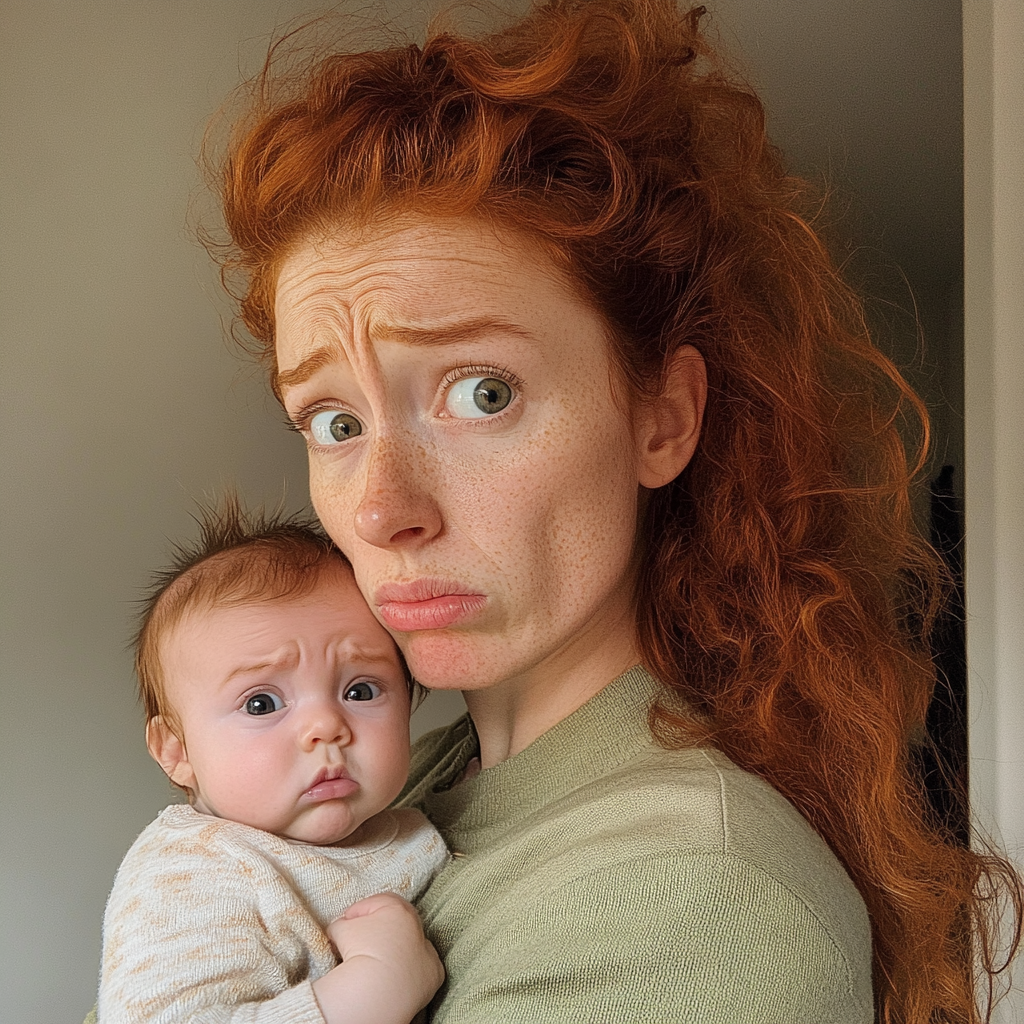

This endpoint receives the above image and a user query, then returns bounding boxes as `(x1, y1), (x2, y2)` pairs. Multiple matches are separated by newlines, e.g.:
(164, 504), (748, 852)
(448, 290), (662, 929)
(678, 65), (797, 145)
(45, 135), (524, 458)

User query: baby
(97, 503), (449, 1024)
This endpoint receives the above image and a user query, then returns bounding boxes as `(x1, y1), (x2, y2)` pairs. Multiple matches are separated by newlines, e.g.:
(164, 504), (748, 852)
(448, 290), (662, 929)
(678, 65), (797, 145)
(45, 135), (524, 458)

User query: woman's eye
(444, 376), (514, 418)
(309, 410), (363, 445)
(244, 692), (284, 716)
(343, 681), (381, 702)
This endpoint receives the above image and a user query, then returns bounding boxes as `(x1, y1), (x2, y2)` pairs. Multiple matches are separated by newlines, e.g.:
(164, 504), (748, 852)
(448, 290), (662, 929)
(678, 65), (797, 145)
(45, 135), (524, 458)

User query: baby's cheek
(384, 730), (413, 786)
(213, 742), (288, 823)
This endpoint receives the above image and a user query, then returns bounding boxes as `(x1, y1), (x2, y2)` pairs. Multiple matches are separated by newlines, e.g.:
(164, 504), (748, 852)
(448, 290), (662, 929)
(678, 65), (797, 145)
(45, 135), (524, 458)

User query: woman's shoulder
(603, 744), (857, 884)
(424, 743), (874, 1024)
(592, 743), (870, 949)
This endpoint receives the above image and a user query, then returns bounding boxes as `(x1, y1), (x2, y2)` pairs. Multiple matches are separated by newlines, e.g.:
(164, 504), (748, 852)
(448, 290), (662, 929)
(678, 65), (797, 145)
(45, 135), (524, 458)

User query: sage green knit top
(400, 666), (873, 1024)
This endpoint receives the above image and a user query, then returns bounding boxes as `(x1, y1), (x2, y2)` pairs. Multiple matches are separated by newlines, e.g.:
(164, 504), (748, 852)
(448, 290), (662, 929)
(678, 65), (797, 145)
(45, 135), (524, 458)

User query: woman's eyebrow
(274, 348), (337, 399)
(274, 317), (534, 399)
(370, 316), (535, 347)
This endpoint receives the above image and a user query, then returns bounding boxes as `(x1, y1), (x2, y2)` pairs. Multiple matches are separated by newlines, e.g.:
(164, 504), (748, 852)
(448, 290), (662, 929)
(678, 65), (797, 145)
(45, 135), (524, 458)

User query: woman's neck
(462, 623), (640, 769)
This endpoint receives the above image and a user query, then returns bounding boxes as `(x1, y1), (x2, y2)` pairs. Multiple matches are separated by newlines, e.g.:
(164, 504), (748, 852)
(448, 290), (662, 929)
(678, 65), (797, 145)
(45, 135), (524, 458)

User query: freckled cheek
(443, 462), (534, 547)
(499, 405), (636, 544)
(309, 460), (360, 549)
(535, 408), (640, 603)
(426, 436), (633, 604)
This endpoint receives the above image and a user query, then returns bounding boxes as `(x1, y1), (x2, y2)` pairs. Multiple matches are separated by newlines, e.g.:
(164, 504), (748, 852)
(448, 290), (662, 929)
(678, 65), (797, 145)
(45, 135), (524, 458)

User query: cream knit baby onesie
(99, 805), (448, 1023)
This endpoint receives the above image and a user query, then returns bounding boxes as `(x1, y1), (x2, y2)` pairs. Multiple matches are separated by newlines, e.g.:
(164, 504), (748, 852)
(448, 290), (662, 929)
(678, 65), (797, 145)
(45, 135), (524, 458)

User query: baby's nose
(298, 701), (352, 750)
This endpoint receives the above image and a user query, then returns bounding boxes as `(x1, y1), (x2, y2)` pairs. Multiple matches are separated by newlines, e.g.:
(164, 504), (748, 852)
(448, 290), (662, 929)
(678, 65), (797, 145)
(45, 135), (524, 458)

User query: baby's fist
(317, 893), (443, 1024)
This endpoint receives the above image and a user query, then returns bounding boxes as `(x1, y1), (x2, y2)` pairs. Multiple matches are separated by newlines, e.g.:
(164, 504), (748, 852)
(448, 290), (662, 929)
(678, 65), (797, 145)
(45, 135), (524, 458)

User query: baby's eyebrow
(347, 651), (404, 669)
(221, 653), (296, 686)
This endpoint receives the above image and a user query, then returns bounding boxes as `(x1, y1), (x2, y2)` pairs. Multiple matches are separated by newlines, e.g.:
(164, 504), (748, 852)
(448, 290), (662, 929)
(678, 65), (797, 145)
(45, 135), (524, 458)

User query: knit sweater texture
(399, 666), (873, 1024)
(98, 805), (448, 1023)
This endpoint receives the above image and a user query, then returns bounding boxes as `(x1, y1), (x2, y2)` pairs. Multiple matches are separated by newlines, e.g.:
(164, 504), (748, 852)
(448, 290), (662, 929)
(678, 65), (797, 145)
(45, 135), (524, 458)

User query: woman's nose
(353, 434), (443, 549)
(298, 701), (352, 752)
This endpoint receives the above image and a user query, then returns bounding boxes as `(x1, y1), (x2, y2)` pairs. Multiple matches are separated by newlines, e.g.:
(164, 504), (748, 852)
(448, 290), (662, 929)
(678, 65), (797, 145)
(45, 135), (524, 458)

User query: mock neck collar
(418, 665), (661, 849)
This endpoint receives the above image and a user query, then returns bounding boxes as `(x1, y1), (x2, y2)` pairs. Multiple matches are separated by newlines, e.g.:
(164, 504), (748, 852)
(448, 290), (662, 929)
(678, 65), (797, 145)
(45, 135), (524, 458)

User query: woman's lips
(375, 579), (487, 631)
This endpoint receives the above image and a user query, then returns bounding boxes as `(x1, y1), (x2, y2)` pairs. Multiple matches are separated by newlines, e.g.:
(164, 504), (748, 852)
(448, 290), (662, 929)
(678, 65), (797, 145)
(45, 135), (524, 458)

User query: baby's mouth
(304, 765), (359, 802)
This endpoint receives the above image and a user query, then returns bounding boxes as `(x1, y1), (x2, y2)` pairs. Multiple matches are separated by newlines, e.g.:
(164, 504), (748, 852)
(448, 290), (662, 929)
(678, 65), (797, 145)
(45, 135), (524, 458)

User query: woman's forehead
(273, 215), (600, 371)
(277, 215), (548, 299)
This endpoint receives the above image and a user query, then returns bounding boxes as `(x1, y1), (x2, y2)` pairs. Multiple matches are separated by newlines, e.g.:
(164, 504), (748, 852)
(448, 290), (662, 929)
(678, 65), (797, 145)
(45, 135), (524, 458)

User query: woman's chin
(403, 633), (512, 691)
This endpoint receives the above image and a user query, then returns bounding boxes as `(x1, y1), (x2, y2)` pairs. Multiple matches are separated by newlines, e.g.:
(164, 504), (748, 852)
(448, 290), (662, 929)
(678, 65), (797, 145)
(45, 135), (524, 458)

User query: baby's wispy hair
(134, 494), (350, 736)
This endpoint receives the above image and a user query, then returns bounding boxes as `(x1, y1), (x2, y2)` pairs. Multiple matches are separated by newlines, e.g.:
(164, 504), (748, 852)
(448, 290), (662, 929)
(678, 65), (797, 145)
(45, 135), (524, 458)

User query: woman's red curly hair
(211, 1), (1021, 1018)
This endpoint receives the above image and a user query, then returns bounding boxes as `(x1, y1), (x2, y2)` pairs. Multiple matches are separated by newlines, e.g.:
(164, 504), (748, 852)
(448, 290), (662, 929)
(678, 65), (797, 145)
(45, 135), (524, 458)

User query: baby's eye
(444, 376), (514, 418)
(309, 410), (363, 445)
(343, 681), (381, 702)
(244, 692), (284, 716)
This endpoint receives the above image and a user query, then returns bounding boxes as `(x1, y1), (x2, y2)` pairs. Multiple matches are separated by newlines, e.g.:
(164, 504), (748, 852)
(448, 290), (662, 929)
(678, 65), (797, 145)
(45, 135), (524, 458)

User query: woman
(213, 1), (1020, 1020)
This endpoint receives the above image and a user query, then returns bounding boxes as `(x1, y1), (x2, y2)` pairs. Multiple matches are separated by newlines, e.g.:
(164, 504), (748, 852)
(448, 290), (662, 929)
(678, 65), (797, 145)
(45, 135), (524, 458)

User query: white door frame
(964, 0), (1024, 1014)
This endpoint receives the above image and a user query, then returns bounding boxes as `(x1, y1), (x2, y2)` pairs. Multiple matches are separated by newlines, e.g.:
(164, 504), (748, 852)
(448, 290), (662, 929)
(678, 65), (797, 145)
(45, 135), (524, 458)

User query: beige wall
(0, 1), (967, 1020)
(0, 3), (467, 1019)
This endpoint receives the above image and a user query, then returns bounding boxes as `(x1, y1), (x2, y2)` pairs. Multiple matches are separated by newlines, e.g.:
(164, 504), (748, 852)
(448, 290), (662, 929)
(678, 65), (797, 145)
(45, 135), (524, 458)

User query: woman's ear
(146, 716), (197, 791)
(636, 344), (706, 489)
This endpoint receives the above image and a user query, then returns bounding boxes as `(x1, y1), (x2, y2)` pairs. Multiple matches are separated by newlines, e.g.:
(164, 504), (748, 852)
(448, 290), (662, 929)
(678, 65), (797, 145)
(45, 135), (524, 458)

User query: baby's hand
(312, 893), (444, 1024)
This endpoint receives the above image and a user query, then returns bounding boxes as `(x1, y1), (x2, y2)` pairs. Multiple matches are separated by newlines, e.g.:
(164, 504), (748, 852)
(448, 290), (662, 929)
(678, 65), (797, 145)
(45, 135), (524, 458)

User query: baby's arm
(312, 894), (444, 1024)
(100, 816), (441, 1024)
(101, 888), (440, 1024)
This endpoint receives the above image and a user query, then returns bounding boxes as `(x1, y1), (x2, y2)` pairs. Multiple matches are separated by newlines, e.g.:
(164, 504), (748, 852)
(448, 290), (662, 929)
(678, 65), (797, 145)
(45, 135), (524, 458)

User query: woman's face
(274, 216), (682, 692)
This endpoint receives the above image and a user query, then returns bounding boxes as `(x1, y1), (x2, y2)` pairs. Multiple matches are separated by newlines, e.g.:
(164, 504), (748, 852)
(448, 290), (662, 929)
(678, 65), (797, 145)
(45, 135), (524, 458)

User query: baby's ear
(146, 716), (197, 790)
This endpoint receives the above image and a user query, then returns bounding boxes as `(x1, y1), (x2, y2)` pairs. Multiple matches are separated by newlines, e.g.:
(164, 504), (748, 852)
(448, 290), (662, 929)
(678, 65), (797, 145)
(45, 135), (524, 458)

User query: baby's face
(157, 566), (411, 844)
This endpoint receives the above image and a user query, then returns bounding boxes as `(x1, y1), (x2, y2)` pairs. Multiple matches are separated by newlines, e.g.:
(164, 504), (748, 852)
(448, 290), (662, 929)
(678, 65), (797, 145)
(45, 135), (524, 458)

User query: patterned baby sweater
(98, 805), (448, 1023)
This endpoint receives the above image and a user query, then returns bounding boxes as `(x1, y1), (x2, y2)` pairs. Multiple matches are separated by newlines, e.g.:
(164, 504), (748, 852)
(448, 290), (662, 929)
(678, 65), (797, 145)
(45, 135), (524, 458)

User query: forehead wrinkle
(276, 223), (570, 396)
(277, 285), (389, 398)
(287, 276), (355, 347)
